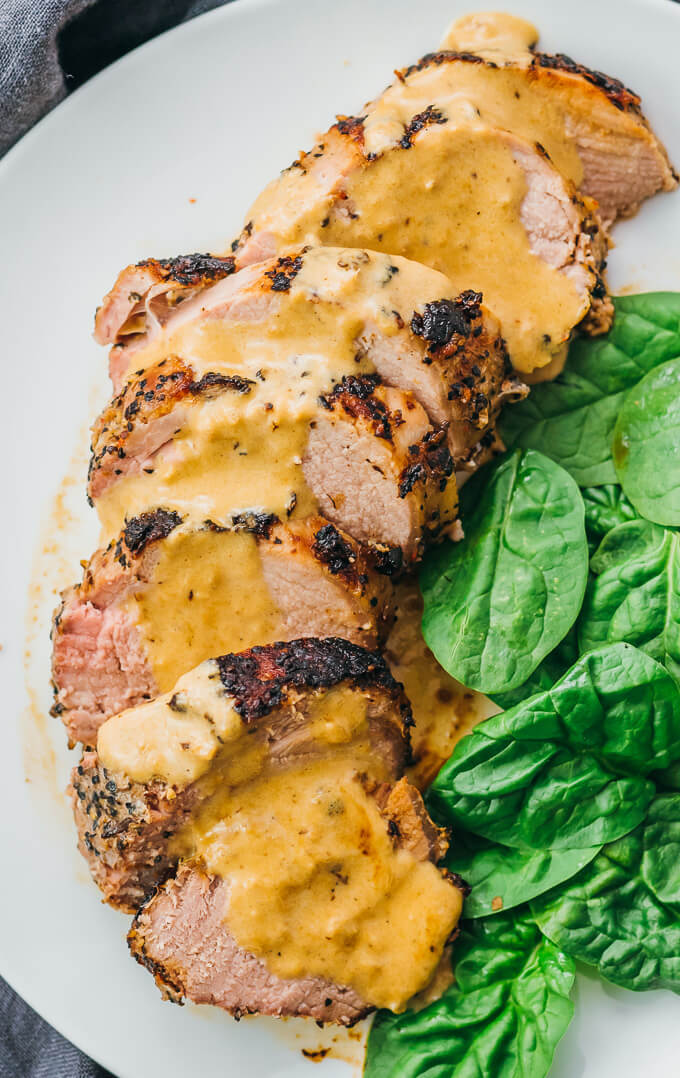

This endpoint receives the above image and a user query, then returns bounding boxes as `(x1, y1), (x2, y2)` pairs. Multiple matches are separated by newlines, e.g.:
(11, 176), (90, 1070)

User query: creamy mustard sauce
(363, 37), (582, 189)
(197, 758), (461, 1012)
(98, 675), (461, 1011)
(242, 11), (597, 374)
(99, 248), (460, 537)
(247, 131), (587, 373)
(385, 579), (499, 789)
(440, 12), (538, 56)
(125, 526), (283, 693)
(97, 660), (245, 786)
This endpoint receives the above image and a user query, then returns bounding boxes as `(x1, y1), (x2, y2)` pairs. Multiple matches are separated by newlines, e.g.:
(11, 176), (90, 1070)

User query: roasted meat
(92, 247), (517, 465)
(433, 13), (677, 227)
(232, 113), (610, 375)
(71, 637), (412, 912)
(52, 510), (395, 743)
(68, 637), (463, 1021)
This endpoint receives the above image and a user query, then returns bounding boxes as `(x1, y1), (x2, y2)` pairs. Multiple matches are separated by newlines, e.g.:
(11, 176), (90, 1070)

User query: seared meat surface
(232, 108), (610, 375)
(52, 510), (395, 743)
(72, 638), (411, 911)
(433, 13), (677, 227)
(69, 637), (462, 1020)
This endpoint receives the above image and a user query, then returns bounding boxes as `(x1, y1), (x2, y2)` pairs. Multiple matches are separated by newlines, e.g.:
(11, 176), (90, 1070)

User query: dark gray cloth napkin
(1, 2), (237, 1073)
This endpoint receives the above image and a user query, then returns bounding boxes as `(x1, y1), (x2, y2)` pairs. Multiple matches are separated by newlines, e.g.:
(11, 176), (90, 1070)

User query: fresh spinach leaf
(613, 356), (680, 525)
(491, 627), (578, 711)
(448, 832), (600, 919)
(500, 293), (680, 487)
(533, 795), (680, 992)
(578, 519), (680, 684)
(420, 449), (588, 694)
(365, 909), (574, 1078)
(581, 484), (637, 542)
(429, 644), (680, 851)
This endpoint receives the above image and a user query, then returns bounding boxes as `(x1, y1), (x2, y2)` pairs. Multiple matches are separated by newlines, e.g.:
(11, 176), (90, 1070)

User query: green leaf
(365, 909), (575, 1078)
(581, 484), (637, 541)
(578, 519), (680, 684)
(613, 356), (680, 525)
(429, 644), (680, 851)
(491, 626), (578, 711)
(533, 795), (680, 992)
(500, 293), (680, 487)
(447, 832), (600, 919)
(420, 449), (588, 694)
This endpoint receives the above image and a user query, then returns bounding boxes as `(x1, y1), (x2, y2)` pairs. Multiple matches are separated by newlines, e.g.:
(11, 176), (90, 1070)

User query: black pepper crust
(216, 638), (412, 726)
(231, 511), (280, 538)
(400, 104), (447, 148)
(398, 428), (454, 499)
(411, 293), (483, 351)
(530, 52), (640, 113)
(70, 751), (198, 913)
(312, 523), (358, 575)
(88, 357), (255, 499)
(320, 374), (393, 440)
(333, 114), (366, 143)
(398, 49), (641, 116)
(123, 509), (183, 555)
(136, 253), (236, 286)
(263, 253), (304, 292)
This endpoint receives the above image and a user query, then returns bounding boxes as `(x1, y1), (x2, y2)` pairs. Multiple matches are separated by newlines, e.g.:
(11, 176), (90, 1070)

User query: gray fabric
(0, 0), (230, 156)
(0, 974), (113, 1077)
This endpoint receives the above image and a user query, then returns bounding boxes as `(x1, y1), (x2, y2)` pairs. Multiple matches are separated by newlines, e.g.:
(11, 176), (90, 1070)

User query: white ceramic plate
(2, 0), (680, 1074)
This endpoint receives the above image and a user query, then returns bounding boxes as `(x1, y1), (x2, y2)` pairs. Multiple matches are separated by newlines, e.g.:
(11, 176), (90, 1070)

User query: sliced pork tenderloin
(94, 253), (236, 351)
(52, 509), (396, 744)
(72, 638), (412, 911)
(304, 375), (458, 563)
(112, 650), (462, 1023)
(232, 112), (610, 374)
(432, 12), (677, 227)
(93, 247), (522, 462)
(88, 354), (459, 559)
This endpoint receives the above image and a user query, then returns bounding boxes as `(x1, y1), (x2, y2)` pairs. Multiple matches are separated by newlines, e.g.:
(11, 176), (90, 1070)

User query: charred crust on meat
(320, 374), (392, 440)
(88, 359), (255, 495)
(263, 254), (304, 292)
(189, 371), (255, 396)
(400, 105), (447, 148)
(231, 511), (280, 538)
(531, 52), (641, 112)
(410, 292), (483, 352)
(136, 253), (236, 286)
(443, 870), (472, 897)
(369, 545), (404, 577)
(400, 50), (493, 79)
(333, 114), (366, 144)
(312, 523), (357, 575)
(123, 508), (183, 555)
(216, 638), (410, 725)
(398, 429), (454, 498)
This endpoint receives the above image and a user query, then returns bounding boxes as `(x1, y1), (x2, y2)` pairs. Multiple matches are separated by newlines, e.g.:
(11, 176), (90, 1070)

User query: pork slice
(304, 375), (457, 563)
(358, 292), (525, 460)
(53, 511), (395, 744)
(72, 639), (412, 912)
(128, 865), (369, 1023)
(126, 780), (461, 1023)
(258, 516), (397, 649)
(232, 103), (610, 372)
(88, 356), (255, 501)
(427, 14), (676, 227)
(99, 259), (269, 391)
